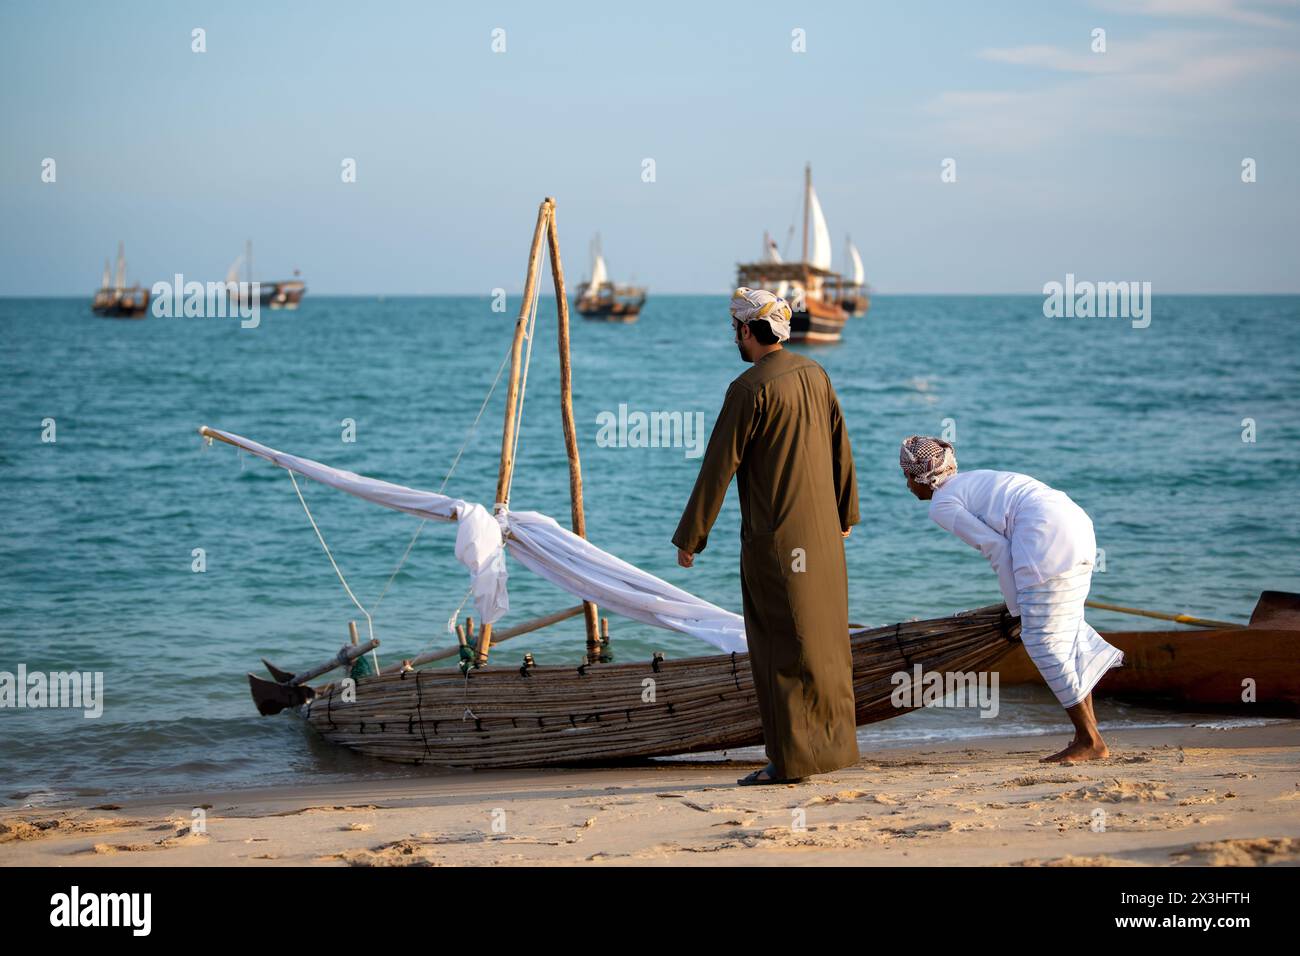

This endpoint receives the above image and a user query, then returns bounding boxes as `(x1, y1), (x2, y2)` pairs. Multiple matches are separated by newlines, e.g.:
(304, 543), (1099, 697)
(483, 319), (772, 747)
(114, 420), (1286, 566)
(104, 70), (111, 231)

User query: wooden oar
(1085, 600), (1243, 630)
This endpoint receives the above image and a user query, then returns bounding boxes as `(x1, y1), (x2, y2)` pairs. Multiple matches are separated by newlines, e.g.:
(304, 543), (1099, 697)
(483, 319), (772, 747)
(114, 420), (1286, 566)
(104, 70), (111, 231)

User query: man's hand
(677, 548), (695, 568)
(841, 528), (852, 538)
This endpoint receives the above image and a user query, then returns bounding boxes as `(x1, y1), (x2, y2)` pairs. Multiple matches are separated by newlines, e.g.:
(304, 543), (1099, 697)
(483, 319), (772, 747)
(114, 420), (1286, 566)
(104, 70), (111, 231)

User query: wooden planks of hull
(304, 605), (1018, 768)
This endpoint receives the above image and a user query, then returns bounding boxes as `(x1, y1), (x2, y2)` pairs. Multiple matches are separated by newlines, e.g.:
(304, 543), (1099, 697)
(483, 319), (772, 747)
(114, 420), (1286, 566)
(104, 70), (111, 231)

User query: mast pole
(802, 163), (811, 300)
(802, 164), (810, 265)
(545, 199), (602, 660)
(483, 199), (553, 666)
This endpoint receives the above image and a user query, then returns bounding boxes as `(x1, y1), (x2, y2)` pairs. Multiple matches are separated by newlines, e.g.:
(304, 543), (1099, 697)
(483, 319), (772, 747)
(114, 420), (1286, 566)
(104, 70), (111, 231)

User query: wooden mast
(545, 200), (603, 660)
(483, 199), (553, 666)
(802, 163), (811, 302)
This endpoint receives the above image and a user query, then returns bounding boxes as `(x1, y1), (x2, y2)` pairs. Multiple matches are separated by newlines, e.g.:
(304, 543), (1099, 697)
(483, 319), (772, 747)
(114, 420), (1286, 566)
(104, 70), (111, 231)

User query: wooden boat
(574, 235), (645, 321)
(301, 605), (1019, 769)
(226, 240), (307, 311)
(991, 591), (1300, 715)
(203, 197), (1019, 770)
(735, 164), (848, 343)
(91, 242), (150, 319)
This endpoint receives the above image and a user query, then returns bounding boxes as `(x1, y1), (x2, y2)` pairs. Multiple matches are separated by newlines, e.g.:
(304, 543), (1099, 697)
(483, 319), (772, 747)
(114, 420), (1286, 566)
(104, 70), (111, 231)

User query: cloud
(978, 44), (1118, 74)
(933, 29), (1300, 149)
(1095, 0), (1299, 30)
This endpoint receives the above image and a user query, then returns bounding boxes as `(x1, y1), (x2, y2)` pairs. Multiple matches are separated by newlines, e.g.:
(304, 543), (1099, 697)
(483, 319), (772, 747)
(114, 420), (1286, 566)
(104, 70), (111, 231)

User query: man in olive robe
(673, 288), (860, 785)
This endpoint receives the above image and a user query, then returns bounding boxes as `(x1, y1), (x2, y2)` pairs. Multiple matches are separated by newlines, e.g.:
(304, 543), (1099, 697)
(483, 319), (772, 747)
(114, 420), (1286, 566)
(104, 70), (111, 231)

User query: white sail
(199, 426), (749, 652)
(846, 238), (864, 285)
(807, 187), (832, 272)
(225, 255), (244, 285)
(762, 231), (783, 264)
(101, 260), (111, 289)
(588, 252), (608, 289)
(114, 241), (126, 291)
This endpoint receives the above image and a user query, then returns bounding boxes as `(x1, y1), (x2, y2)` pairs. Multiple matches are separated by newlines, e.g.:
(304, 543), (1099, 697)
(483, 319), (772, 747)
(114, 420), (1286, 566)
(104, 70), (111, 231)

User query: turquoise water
(2, 295), (1298, 802)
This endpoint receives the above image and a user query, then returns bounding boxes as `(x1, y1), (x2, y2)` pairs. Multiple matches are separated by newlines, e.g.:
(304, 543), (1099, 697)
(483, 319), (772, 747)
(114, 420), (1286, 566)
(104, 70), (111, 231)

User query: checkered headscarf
(899, 435), (958, 488)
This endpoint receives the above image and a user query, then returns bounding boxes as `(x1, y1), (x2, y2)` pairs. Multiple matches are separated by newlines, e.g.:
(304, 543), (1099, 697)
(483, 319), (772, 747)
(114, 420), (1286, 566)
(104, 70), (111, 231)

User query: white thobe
(929, 470), (1096, 616)
(929, 470), (1119, 706)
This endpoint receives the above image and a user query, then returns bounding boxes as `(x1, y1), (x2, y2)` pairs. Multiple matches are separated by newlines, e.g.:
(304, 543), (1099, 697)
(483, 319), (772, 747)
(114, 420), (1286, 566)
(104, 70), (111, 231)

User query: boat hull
(990, 626), (1300, 714)
(303, 604), (1018, 768)
(839, 294), (870, 317)
(575, 300), (641, 322)
(264, 281), (306, 309)
(92, 289), (151, 319)
(789, 296), (848, 343)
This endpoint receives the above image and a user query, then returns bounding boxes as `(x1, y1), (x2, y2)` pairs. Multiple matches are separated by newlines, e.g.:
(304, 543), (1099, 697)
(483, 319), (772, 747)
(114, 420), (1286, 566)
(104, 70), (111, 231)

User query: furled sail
(114, 241), (126, 292)
(761, 232), (791, 298)
(846, 238), (864, 285)
(225, 255), (244, 285)
(807, 187), (833, 272)
(762, 231), (783, 264)
(200, 427), (748, 653)
(101, 260), (111, 290)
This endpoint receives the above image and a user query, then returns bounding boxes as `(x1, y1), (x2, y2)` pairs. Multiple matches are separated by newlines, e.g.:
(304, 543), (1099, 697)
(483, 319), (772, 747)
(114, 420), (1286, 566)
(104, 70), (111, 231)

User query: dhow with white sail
(574, 233), (646, 321)
(735, 164), (849, 343)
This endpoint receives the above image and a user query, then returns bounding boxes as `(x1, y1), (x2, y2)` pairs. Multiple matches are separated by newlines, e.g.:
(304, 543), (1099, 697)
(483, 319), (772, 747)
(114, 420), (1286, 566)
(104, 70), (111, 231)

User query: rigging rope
(279, 256), (548, 663)
(288, 470), (381, 672)
(371, 342), (513, 615)
(373, 266), (543, 646)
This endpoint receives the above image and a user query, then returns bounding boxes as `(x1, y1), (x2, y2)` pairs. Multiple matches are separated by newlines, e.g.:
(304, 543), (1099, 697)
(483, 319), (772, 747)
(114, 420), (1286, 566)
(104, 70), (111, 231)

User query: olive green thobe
(673, 349), (860, 779)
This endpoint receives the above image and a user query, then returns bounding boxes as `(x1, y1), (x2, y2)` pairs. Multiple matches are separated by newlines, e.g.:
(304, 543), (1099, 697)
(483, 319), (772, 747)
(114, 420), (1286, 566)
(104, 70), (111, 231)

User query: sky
(1, 0), (1298, 294)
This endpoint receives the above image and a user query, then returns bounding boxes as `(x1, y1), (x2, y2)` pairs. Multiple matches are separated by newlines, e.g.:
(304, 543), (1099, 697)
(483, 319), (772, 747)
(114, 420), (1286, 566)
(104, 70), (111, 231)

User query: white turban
(730, 287), (792, 342)
(900, 435), (958, 488)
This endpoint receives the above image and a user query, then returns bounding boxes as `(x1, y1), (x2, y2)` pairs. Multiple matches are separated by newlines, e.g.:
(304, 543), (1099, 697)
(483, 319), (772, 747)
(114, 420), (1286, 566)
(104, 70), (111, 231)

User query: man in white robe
(899, 436), (1123, 763)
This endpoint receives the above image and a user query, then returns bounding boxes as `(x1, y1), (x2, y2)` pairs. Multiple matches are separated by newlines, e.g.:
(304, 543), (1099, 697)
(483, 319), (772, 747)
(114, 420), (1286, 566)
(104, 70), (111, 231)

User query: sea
(2, 294), (1298, 804)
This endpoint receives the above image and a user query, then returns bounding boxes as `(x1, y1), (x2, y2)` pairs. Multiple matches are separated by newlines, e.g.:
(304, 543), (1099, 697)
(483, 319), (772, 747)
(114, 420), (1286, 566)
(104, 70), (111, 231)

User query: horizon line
(5, 291), (1300, 300)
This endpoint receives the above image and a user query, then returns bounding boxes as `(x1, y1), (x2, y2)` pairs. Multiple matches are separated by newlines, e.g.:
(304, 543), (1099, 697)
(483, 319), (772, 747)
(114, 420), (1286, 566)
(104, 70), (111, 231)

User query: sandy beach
(4, 723), (1297, 867)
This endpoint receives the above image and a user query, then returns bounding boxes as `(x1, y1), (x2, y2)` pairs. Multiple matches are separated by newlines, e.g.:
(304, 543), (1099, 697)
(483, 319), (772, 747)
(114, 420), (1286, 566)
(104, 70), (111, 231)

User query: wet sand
(2, 723), (1297, 867)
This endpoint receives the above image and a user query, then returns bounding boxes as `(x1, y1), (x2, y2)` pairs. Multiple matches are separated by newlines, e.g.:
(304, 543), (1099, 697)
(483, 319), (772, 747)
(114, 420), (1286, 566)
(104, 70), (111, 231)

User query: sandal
(737, 763), (805, 786)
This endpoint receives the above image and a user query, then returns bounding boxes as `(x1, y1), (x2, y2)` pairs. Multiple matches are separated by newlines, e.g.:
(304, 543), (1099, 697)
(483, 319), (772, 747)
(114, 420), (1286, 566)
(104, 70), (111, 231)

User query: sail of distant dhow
(838, 235), (870, 317)
(762, 231), (791, 299)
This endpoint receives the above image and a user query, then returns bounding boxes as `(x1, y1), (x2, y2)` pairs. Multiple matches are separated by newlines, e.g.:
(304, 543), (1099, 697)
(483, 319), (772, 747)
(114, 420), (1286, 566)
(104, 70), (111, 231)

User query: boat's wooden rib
(303, 604), (1019, 768)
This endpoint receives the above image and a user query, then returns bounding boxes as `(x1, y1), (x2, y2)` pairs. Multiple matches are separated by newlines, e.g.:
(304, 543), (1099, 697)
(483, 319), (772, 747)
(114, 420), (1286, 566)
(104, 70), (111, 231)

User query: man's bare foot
(1041, 738), (1109, 763)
